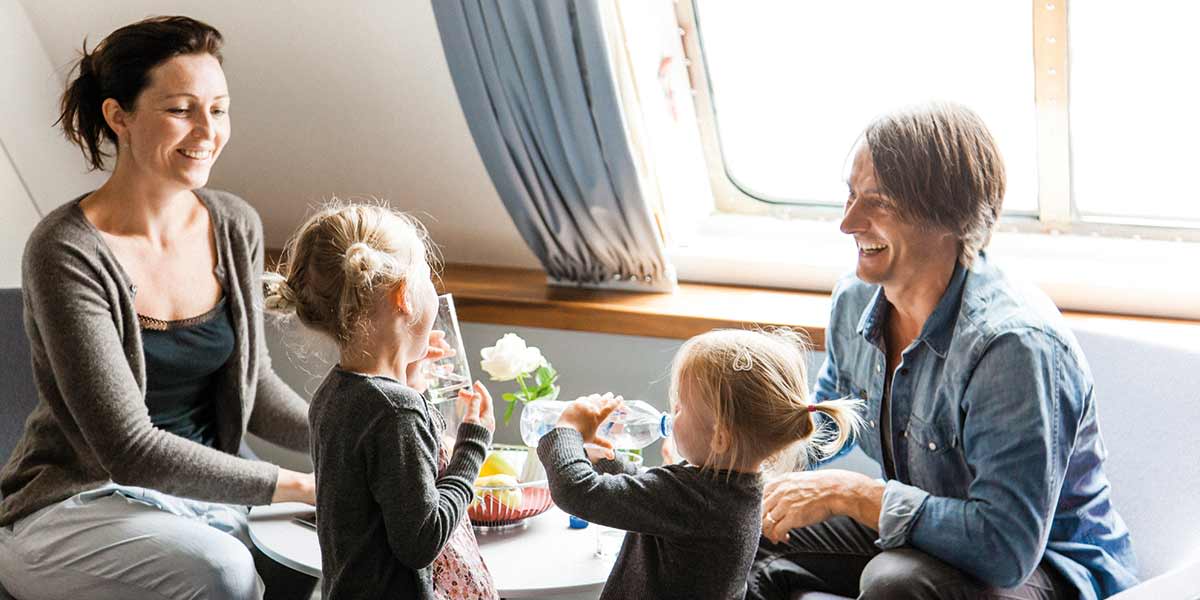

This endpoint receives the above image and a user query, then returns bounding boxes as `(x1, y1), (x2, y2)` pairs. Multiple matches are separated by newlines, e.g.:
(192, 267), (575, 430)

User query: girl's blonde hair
(262, 201), (436, 348)
(670, 328), (863, 474)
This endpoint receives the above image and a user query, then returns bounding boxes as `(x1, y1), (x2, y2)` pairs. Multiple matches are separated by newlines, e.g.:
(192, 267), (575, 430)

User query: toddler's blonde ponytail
(670, 328), (865, 475)
(262, 271), (298, 313)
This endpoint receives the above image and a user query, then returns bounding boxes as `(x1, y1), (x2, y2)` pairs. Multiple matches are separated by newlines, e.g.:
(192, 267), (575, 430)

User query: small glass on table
(593, 449), (642, 558)
(594, 525), (624, 559)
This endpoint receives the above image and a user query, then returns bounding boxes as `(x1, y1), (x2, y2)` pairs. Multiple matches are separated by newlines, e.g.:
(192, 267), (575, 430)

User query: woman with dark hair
(0, 16), (317, 600)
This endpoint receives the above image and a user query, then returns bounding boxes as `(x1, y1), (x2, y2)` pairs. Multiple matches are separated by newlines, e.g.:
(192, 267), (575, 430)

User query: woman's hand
(459, 381), (495, 433)
(272, 468), (316, 505)
(406, 330), (454, 393)
(558, 393), (622, 457)
(761, 469), (884, 543)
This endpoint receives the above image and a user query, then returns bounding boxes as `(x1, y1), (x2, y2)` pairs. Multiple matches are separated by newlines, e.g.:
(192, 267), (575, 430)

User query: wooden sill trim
(436, 263), (834, 347)
(435, 264), (1200, 352)
(267, 252), (1200, 351)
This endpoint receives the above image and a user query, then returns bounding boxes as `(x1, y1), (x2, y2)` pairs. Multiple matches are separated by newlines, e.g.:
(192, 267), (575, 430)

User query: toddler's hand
(558, 393), (622, 454)
(406, 330), (454, 393)
(660, 435), (682, 465)
(459, 381), (495, 433)
(585, 443), (618, 463)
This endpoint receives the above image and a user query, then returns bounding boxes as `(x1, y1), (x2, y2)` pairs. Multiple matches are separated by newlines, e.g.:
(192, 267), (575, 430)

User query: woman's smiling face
(114, 53), (230, 191)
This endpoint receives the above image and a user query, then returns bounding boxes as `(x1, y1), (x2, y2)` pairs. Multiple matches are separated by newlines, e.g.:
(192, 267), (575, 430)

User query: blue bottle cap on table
(568, 515), (589, 529)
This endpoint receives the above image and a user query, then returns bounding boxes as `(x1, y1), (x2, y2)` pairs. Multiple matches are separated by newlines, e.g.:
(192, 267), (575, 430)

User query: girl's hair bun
(343, 242), (385, 286)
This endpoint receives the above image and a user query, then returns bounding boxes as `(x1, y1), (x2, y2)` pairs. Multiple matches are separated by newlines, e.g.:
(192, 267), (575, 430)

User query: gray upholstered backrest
(0, 288), (38, 496)
(1075, 327), (1200, 580)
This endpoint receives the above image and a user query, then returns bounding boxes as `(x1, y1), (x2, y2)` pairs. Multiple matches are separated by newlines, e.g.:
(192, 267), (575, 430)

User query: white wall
(260, 317), (884, 476)
(0, 0), (105, 286)
(0, 144), (39, 288)
(17, 0), (538, 268)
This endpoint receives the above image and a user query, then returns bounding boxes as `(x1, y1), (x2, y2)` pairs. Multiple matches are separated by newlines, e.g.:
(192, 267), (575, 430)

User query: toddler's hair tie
(807, 405), (817, 413)
(732, 349), (753, 371)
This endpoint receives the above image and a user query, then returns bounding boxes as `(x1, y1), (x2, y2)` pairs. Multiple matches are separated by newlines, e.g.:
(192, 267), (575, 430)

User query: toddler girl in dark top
(264, 203), (498, 600)
(537, 329), (862, 599)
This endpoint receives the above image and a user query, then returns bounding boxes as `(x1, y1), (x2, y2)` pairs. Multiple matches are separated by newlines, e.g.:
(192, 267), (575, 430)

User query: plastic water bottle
(520, 399), (673, 449)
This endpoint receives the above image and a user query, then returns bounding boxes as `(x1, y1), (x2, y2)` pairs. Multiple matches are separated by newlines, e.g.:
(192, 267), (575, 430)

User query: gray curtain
(432, 0), (671, 287)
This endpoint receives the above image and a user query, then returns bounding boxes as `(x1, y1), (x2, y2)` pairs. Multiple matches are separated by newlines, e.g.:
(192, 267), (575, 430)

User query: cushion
(0, 289), (31, 600)
(0, 288), (35, 476)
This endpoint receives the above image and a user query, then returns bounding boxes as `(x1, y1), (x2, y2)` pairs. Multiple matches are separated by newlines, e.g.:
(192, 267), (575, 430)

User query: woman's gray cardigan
(0, 188), (310, 526)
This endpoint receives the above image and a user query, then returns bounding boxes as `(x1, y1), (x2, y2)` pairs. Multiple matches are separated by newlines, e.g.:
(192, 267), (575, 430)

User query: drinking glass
(593, 450), (640, 559)
(426, 294), (471, 432)
(595, 525), (624, 559)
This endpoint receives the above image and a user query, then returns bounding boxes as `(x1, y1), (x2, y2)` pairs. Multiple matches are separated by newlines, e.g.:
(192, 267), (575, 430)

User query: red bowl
(468, 481), (553, 527)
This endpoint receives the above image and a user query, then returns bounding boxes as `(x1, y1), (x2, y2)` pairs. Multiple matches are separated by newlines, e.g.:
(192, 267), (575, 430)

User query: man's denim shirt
(814, 255), (1138, 599)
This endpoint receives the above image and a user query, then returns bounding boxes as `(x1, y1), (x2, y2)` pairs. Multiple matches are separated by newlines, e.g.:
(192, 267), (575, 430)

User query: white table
(248, 503), (614, 599)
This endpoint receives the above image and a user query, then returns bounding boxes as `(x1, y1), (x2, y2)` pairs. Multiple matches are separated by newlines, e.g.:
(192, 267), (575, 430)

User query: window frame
(677, 0), (1200, 243)
(661, 0), (1200, 321)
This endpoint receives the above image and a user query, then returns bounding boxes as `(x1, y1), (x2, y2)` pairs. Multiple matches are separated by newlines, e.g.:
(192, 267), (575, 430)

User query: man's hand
(406, 330), (454, 393)
(761, 469), (884, 543)
(558, 393), (622, 457)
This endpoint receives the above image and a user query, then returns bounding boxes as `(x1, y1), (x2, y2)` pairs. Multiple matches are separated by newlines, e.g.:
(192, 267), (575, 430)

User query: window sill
(436, 263), (833, 346)
(436, 263), (1200, 351)
(269, 249), (1199, 348)
(670, 213), (1200, 321)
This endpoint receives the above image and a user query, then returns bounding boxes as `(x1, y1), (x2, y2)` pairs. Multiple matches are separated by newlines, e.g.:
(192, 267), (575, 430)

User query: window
(683, 0), (1200, 237)
(1070, 3), (1200, 227)
(652, 0), (1200, 320)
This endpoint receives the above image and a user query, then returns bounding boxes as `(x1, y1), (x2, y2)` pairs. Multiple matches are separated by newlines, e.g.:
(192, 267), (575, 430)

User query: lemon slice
(479, 450), (521, 478)
(472, 474), (523, 510)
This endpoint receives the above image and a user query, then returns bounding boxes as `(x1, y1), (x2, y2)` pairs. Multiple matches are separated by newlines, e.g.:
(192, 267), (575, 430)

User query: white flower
(480, 333), (546, 381)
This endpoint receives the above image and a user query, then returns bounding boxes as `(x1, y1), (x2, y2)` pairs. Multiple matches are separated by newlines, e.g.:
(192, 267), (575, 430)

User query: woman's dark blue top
(139, 297), (235, 447)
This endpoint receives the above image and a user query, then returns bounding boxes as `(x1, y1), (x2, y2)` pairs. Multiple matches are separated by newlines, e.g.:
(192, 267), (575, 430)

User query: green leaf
(502, 392), (518, 403)
(503, 398), (517, 424)
(537, 385), (561, 403)
(535, 364), (557, 387)
(535, 367), (556, 396)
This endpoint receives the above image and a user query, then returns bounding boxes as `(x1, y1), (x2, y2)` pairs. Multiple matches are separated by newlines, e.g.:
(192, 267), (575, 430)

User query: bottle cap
(568, 515), (589, 529)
